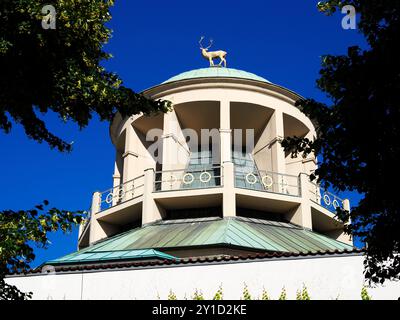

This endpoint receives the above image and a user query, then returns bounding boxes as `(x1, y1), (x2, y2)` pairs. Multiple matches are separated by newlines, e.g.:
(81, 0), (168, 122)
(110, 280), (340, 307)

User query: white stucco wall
(6, 255), (400, 300)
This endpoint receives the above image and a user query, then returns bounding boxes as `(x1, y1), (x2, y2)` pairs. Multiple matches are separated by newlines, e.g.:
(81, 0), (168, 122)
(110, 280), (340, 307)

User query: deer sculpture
(199, 36), (227, 67)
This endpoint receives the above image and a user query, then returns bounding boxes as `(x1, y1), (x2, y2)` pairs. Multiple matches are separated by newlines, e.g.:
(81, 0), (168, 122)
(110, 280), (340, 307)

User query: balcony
(90, 165), (348, 216)
(309, 181), (348, 212)
(98, 175), (145, 212)
(234, 168), (300, 197)
(154, 166), (223, 192)
(82, 163), (353, 248)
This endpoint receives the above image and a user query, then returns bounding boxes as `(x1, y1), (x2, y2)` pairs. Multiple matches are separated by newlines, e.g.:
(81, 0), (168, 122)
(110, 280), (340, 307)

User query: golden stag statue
(199, 36), (227, 67)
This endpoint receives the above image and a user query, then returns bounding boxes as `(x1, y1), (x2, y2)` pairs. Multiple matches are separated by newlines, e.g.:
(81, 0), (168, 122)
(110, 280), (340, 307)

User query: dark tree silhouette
(0, 0), (170, 151)
(282, 0), (400, 283)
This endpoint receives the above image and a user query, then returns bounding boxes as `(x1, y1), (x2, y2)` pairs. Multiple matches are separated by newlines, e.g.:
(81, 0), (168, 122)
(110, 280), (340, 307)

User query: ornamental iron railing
(98, 175), (144, 212)
(234, 167), (301, 197)
(154, 166), (222, 192)
(309, 181), (344, 212)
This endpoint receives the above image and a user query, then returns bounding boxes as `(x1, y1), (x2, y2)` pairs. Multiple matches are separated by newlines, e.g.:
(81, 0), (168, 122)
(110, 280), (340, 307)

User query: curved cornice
(110, 77), (307, 147)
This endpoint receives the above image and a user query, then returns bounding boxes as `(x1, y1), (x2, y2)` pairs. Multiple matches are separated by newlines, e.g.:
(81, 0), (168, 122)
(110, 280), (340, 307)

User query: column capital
(161, 133), (190, 155)
(269, 135), (284, 146)
(253, 136), (284, 155)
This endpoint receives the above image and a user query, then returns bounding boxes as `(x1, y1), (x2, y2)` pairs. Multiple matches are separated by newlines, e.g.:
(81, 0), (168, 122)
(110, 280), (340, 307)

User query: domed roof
(163, 67), (271, 84)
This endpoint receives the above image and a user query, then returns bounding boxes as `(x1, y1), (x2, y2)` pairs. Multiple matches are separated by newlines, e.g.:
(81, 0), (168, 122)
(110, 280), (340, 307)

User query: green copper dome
(163, 67), (271, 84)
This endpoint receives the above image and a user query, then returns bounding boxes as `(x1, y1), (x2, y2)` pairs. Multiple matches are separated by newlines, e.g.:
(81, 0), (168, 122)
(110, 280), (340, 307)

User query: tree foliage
(0, 0), (170, 152)
(167, 290), (177, 300)
(296, 284), (310, 300)
(0, 201), (85, 299)
(282, 0), (400, 283)
(0, 0), (170, 300)
(278, 287), (287, 300)
(241, 283), (252, 300)
(192, 289), (205, 300)
(261, 288), (270, 300)
(212, 286), (223, 300)
(361, 286), (371, 300)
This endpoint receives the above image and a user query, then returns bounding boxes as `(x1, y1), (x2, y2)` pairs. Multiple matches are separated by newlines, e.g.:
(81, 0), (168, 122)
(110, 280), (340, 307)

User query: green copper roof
(47, 248), (178, 265)
(49, 217), (353, 265)
(163, 67), (271, 84)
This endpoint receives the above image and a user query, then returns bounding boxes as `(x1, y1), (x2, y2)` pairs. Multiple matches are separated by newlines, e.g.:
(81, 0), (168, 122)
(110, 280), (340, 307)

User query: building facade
(7, 67), (400, 299)
(81, 66), (352, 250)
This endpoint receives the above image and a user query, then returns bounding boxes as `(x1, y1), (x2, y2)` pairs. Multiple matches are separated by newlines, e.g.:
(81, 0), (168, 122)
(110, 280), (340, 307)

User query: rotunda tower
(77, 67), (352, 258)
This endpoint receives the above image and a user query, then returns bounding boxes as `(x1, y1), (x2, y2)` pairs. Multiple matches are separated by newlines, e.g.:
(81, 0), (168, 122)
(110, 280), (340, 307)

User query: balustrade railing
(91, 165), (347, 217)
(98, 175), (144, 212)
(154, 166), (222, 192)
(309, 181), (344, 212)
(234, 167), (300, 197)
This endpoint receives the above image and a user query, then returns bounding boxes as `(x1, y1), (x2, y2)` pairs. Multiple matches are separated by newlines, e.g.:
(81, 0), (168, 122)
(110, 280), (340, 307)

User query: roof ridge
(233, 216), (301, 229)
(155, 217), (222, 225)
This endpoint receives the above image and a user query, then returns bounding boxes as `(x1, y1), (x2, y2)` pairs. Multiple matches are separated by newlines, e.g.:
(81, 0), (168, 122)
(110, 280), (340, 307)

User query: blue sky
(1, 0), (366, 267)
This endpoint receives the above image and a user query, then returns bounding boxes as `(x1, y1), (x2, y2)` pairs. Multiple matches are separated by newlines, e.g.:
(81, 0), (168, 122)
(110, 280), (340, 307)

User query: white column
(161, 110), (192, 192)
(220, 100), (231, 163)
(220, 100), (235, 217)
(113, 157), (121, 187)
(91, 191), (101, 215)
(162, 111), (176, 171)
(162, 110), (190, 171)
(142, 168), (164, 225)
(89, 191), (101, 244)
(269, 110), (286, 174)
(88, 191), (120, 244)
(112, 158), (121, 206)
(122, 125), (138, 183)
(112, 174), (121, 188)
(222, 162), (236, 217)
(285, 174), (312, 229)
